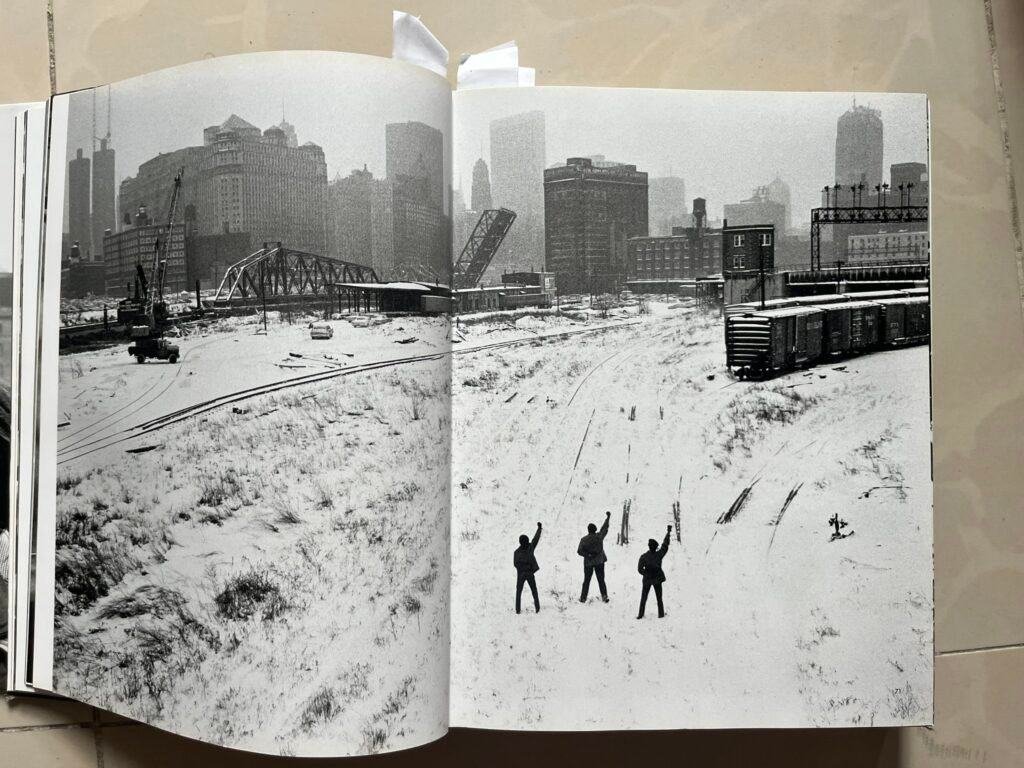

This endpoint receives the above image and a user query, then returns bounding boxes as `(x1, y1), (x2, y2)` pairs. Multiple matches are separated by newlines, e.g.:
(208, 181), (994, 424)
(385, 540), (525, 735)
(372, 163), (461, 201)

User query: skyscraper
(68, 148), (91, 259)
(470, 157), (492, 212)
(834, 104), (883, 190)
(647, 176), (687, 236)
(543, 156), (648, 293)
(385, 121), (445, 212)
(119, 115), (328, 256)
(489, 111), (546, 276)
(327, 166), (374, 266)
(91, 138), (116, 260)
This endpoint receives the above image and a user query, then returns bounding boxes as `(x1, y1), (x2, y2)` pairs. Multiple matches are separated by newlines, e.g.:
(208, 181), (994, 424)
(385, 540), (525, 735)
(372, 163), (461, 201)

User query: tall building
(68, 148), (91, 259)
(327, 166), (374, 266)
(276, 118), (298, 148)
(890, 162), (928, 205)
(391, 175), (445, 278)
(723, 186), (788, 233)
(543, 156), (648, 293)
(369, 178), (395, 278)
(385, 121), (445, 212)
(90, 138), (116, 260)
(471, 157), (492, 212)
(490, 111), (546, 275)
(766, 176), (791, 234)
(834, 103), (883, 189)
(103, 207), (187, 296)
(118, 115), (328, 257)
(647, 176), (687, 236)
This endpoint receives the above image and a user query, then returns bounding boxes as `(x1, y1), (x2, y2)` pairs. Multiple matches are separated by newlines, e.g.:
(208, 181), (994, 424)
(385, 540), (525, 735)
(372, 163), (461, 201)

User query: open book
(2, 49), (933, 757)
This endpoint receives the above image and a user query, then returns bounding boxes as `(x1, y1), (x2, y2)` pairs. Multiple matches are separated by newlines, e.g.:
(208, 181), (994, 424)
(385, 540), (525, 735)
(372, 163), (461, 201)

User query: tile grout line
(936, 640), (1024, 657)
(92, 709), (106, 768)
(984, 0), (1024, 321)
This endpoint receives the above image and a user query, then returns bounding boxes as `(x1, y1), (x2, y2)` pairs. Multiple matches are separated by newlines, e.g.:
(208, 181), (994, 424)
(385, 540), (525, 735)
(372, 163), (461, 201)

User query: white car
(309, 322), (334, 340)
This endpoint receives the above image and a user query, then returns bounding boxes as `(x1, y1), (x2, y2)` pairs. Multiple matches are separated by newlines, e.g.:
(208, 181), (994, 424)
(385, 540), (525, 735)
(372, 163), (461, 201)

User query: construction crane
(127, 169), (183, 364)
(452, 208), (516, 290)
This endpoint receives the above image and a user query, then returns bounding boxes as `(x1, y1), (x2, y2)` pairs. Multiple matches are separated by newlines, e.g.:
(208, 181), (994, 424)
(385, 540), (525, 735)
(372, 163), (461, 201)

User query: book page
(450, 86), (932, 730)
(37, 51), (452, 757)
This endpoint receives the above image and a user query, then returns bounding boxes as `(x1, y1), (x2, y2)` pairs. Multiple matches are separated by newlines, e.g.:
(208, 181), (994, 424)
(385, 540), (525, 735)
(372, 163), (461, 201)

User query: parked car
(310, 322), (334, 340)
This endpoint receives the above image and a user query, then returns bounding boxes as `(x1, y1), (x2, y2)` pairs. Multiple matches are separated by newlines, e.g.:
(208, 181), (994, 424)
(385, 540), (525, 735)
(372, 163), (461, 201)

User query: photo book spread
(1, 48), (932, 757)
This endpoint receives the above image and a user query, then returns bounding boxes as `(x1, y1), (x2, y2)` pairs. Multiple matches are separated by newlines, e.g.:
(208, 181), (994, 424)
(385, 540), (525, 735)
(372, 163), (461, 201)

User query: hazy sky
(62, 51), (451, 219)
(453, 88), (928, 227)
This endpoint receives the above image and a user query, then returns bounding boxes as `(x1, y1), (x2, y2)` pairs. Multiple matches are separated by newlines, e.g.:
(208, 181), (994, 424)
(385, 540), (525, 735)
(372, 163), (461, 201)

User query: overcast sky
(453, 87), (928, 227)
(62, 51), (451, 219)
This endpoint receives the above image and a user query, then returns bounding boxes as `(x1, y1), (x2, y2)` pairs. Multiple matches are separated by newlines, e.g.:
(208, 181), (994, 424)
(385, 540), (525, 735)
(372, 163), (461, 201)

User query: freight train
(725, 288), (929, 379)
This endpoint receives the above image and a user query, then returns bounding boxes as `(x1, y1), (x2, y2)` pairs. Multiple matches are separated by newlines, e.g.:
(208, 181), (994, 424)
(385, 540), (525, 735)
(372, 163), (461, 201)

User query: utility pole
(835, 259), (844, 294)
(758, 244), (766, 309)
(260, 258), (268, 333)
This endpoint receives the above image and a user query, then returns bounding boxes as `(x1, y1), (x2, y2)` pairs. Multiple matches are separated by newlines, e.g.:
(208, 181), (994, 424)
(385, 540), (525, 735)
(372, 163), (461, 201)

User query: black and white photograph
(448, 87), (932, 730)
(48, 51), (453, 756)
(37, 48), (932, 759)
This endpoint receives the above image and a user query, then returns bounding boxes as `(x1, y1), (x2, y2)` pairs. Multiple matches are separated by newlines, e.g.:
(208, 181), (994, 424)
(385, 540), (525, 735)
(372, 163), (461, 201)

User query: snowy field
(450, 300), (932, 730)
(53, 312), (452, 756)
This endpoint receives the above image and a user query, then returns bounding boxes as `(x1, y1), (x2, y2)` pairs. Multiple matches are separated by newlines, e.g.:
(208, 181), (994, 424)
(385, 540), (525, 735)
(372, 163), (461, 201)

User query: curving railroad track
(56, 318), (642, 466)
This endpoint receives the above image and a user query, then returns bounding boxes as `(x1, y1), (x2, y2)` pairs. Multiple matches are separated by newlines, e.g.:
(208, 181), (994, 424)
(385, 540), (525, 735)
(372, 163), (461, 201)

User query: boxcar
(726, 306), (824, 377)
(876, 296), (930, 346)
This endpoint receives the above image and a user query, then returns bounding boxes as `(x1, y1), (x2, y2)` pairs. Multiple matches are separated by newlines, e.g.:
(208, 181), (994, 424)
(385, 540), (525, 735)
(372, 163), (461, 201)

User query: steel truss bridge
(453, 208), (516, 289)
(213, 243), (379, 303)
(810, 203), (928, 271)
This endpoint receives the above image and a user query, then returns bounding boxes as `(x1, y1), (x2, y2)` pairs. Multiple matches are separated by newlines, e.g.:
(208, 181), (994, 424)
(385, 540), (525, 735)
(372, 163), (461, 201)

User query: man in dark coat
(577, 511), (612, 603)
(637, 525), (672, 619)
(514, 522), (542, 614)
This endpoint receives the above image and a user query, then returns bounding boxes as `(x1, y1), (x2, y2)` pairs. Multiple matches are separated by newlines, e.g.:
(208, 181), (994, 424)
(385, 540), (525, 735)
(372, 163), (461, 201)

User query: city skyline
(453, 88), (928, 230)
(62, 51), (450, 231)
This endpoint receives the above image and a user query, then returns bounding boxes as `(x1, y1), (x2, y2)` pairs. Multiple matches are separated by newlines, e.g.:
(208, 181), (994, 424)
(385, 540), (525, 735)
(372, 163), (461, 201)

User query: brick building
(103, 208), (187, 297)
(543, 156), (648, 293)
(627, 199), (722, 282)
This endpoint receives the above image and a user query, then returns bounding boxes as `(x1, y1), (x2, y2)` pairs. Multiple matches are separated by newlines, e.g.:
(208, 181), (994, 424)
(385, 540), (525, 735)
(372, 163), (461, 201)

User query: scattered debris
(526, 395), (536, 403)
(257, 408), (278, 418)
(767, 483), (803, 553)
(395, 337), (418, 344)
(717, 481), (758, 524)
(57, 420), (71, 429)
(859, 485), (906, 499)
(616, 499), (631, 545)
(504, 392), (518, 403)
(828, 513), (853, 541)
(628, 405), (637, 421)
(231, 406), (251, 415)
(125, 443), (163, 454)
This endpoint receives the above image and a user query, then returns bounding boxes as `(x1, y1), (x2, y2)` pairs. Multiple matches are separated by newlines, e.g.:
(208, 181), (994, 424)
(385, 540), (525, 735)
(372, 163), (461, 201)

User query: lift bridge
(212, 243), (379, 304)
(452, 208), (516, 289)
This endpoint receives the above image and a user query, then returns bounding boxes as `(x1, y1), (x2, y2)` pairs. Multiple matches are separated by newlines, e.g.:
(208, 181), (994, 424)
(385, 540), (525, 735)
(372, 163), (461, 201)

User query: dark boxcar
(822, 305), (852, 357)
(727, 306), (823, 377)
(847, 300), (882, 352)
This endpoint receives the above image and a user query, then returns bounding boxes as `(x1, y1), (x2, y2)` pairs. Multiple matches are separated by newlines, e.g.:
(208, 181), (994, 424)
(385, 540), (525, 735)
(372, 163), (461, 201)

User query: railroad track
(56, 318), (642, 466)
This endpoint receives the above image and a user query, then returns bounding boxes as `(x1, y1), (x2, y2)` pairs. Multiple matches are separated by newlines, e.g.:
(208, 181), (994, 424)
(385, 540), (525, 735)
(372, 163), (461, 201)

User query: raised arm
(599, 511), (611, 539)
(660, 526), (671, 556)
(531, 522), (542, 550)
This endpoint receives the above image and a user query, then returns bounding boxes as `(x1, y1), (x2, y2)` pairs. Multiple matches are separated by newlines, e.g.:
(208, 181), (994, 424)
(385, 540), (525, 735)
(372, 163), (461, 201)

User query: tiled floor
(3, 1), (1023, 765)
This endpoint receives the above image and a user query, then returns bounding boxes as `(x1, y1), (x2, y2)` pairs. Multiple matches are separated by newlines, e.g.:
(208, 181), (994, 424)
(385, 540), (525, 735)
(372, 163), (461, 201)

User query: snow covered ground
(450, 300), (932, 730)
(53, 312), (453, 756)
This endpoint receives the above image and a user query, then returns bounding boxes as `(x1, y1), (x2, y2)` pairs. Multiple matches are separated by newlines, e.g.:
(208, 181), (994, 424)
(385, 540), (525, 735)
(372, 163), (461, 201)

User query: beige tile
(0, 724), (97, 768)
(0, 0), (50, 102)
(0, 693), (94, 730)
(889, 646), (1024, 766)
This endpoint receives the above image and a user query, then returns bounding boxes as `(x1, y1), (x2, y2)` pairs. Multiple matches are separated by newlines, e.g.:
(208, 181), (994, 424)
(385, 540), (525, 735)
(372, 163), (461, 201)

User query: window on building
(759, 232), (772, 246)
(733, 234), (745, 247)
(733, 255), (745, 269)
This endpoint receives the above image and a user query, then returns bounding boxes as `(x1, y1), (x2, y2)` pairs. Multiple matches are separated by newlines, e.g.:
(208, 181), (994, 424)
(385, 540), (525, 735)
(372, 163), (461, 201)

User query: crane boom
(147, 168), (183, 313)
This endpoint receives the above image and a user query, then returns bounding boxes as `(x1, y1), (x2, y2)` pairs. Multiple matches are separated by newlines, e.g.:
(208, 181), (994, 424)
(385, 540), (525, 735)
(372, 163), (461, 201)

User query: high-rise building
(543, 156), (648, 293)
(471, 157), (492, 212)
(369, 178), (395, 278)
(327, 166), (374, 266)
(490, 111), (546, 275)
(118, 115), (328, 257)
(647, 176), (687, 236)
(723, 186), (788, 233)
(834, 104), (883, 189)
(91, 138), (116, 260)
(385, 121), (445, 212)
(391, 175), (445, 278)
(103, 208), (187, 296)
(766, 176), (791, 234)
(890, 162), (928, 205)
(68, 148), (91, 259)
(276, 118), (298, 148)
(627, 199), (722, 282)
